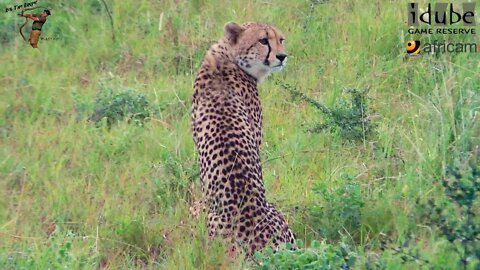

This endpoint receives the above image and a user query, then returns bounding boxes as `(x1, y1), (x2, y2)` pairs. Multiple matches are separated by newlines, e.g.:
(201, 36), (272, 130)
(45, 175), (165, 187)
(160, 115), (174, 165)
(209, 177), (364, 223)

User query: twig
(0, 232), (44, 240)
(99, 0), (115, 43)
(275, 80), (332, 116)
(262, 149), (326, 164)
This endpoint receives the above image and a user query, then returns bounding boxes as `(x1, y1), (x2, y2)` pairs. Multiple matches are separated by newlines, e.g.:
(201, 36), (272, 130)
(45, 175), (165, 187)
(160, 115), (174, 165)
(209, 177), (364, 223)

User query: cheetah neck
(204, 39), (259, 85)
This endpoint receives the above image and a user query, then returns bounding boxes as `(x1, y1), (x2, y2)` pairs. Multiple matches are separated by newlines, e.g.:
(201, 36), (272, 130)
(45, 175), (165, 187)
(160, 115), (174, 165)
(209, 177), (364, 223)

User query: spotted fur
(191, 22), (295, 255)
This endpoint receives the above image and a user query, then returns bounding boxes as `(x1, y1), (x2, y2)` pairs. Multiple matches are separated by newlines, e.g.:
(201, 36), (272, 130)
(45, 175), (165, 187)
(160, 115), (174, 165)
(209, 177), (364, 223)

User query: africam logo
(406, 39), (478, 55)
(4, 0), (53, 48)
(406, 40), (421, 55)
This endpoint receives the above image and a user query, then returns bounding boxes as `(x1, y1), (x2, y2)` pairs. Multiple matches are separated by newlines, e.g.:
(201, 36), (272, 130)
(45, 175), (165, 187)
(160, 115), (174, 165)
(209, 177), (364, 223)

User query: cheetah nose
(276, 53), (287, 62)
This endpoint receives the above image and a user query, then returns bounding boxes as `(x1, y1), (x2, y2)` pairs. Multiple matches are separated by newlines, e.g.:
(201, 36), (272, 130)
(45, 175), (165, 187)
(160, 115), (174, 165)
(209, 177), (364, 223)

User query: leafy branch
(276, 80), (380, 142)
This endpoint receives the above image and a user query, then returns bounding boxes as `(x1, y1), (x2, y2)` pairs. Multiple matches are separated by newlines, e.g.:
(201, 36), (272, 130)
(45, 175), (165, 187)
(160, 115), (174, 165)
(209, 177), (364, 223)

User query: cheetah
(191, 22), (295, 255)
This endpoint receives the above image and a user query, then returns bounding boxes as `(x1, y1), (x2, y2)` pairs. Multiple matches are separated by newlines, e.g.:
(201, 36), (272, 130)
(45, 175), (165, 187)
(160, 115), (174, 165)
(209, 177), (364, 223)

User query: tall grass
(0, 0), (479, 269)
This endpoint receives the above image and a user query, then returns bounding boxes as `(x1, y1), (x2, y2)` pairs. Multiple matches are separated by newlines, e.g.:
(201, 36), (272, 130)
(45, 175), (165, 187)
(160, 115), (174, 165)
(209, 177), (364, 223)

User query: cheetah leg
(207, 212), (220, 240)
(207, 210), (242, 259)
(248, 208), (295, 253)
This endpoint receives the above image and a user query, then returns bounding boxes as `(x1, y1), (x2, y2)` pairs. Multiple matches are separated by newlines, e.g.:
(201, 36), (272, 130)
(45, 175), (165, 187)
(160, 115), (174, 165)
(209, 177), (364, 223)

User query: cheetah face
(224, 22), (287, 81)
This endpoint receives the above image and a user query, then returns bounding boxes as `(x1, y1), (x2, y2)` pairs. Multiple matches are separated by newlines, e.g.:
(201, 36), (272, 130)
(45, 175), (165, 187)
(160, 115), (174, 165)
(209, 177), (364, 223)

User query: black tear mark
(264, 32), (271, 66)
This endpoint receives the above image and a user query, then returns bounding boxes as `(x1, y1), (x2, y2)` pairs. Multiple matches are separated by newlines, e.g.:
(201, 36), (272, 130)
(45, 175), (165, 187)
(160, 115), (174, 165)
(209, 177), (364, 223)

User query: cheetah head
(224, 22), (287, 82)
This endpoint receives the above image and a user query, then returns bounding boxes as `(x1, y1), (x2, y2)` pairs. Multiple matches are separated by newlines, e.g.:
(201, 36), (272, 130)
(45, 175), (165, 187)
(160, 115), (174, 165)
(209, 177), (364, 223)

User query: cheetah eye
(259, 38), (269, 45)
(280, 38), (285, 44)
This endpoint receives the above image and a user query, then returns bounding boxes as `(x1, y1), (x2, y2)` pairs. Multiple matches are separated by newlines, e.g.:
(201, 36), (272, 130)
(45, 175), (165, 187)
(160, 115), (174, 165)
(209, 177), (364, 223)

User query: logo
(406, 40), (421, 55)
(4, 1), (56, 49)
(406, 2), (477, 56)
(408, 3), (476, 26)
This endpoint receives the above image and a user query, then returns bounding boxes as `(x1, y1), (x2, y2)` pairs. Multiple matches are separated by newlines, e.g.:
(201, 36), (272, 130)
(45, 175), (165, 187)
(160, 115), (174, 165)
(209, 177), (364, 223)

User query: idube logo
(406, 2), (477, 55)
(407, 2), (476, 27)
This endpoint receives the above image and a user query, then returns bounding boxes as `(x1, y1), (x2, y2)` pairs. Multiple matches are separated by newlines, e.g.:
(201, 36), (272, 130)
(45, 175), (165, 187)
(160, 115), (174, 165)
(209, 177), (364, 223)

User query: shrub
(88, 87), (151, 126)
(379, 147), (479, 269)
(0, 239), (96, 269)
(254, 239), (357, 270)
(309, 175), (365, 240)
(277, 81), (379, 142)
(421, 152), (479, 269)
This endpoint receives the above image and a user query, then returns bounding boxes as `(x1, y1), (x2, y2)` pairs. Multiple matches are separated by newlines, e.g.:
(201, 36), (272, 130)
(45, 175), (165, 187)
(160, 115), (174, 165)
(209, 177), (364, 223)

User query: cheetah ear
(224, 22), (244, 44)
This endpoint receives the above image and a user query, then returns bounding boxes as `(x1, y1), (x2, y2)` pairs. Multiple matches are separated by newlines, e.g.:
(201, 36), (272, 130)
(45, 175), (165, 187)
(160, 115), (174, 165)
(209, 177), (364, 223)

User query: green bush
(277, 81), (378, 142)
(422, 152), (480, 269)
(88, 87), (151, 126)
(309, 175), (365, 240)
(254, 240), (356, 270)
(0, 239), (97, 269)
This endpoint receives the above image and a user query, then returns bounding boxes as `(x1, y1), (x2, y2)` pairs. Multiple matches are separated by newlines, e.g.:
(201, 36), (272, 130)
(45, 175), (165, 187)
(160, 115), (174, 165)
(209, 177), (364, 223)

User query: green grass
(1, 0), (479, 269)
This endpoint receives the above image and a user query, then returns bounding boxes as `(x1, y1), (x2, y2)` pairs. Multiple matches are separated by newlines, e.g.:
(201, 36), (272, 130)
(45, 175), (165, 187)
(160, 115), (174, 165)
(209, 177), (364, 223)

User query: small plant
(72, 89), (92, 121)
(303, 0), (330, 32)
(151, 155), (199, 207)
(88, 87), (151, 126)
(277, 81), (379, 142)
(309, 175), (365, 240)
(381, 148), (479, 269)
(421, 153), (479, 270)
(0, 240), (94, 269)
(254, 239), (357, 270)
(379, 233), (429, 266)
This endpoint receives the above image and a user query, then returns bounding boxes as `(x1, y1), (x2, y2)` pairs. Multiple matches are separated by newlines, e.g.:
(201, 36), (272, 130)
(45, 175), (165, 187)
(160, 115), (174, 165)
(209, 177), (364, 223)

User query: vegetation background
(0, 0), (479, 269)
